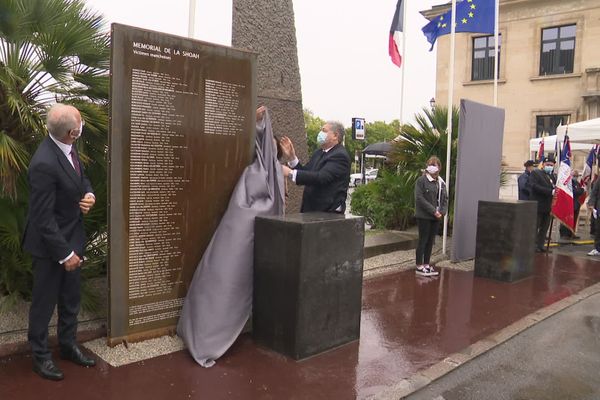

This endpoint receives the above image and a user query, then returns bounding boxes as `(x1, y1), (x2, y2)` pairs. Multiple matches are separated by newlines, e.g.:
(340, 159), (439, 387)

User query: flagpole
(399, 0), (407, 124)
(188, 0), (196, 38)
(493, 0), (499, 106)
(442, 0), (457, 256)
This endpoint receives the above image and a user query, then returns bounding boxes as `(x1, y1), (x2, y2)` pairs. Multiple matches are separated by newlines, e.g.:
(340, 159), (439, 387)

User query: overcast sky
(86, 0), (440, 126)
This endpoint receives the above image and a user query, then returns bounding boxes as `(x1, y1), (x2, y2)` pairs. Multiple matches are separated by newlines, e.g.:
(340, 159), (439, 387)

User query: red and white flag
(389, 0), (404, 67)
(537, 138), (545, 167)
(579, 145), (597, 205)
(552, 136), (574, 230)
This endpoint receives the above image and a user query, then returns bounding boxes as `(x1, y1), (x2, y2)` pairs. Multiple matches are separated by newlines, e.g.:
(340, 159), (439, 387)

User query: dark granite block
(253, 212), (365, 360)
(474, 200), (537, 282)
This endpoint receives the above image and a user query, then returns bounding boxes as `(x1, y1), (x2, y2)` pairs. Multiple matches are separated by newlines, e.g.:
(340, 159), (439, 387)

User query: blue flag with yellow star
(422, 0), (495, 51)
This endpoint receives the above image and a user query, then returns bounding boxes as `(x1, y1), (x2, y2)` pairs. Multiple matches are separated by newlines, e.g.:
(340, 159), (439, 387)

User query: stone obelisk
(232, 0), (307, 212)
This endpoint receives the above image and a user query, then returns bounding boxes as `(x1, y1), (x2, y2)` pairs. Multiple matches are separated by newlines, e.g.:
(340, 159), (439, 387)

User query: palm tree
(389, 106), (460, 224)
(0, 0), (109, 307)
(389, 106), (459, 175)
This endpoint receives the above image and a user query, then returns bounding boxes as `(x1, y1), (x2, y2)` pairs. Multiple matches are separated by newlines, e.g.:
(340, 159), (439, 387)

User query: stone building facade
(423, 0), (600, 197)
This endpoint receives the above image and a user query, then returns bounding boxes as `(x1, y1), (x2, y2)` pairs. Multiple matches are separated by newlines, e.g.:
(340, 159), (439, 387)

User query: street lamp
(429, 97), (436, 110)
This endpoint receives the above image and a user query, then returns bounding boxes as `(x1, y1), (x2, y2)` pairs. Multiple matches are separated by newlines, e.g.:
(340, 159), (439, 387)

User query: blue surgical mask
(316, 130), (327, 146)
(544, 166), (554, 174)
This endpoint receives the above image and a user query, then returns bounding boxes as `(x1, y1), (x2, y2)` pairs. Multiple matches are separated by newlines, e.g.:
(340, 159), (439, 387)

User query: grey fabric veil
(177, 111), (285, 367)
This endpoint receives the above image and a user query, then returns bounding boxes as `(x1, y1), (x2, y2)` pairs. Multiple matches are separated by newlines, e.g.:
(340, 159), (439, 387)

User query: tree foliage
(352, 106), (460, 229)
(303, 109), (399, 165)
(0, 0), (109, 308)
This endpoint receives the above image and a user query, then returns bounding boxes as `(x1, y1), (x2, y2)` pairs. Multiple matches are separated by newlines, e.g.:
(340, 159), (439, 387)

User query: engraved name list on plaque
(109, 24), (256, 345)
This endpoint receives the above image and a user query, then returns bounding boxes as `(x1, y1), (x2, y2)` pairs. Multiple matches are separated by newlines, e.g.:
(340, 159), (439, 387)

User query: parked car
(349, 168), (378, 187)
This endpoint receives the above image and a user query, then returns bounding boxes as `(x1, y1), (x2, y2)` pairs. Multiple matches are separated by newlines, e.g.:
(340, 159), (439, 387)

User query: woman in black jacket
(414, 156), (448, 276)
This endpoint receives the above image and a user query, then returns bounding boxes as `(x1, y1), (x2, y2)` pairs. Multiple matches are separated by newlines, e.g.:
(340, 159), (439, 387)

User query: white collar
(426, 173), (437, 182)
(49, 134), (72, 158)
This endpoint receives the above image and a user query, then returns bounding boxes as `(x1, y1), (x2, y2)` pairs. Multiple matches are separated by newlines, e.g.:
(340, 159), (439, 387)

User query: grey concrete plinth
(364, 231), (419, 258)
(474, 200), (537, 282)
(253, 213), (365, 360)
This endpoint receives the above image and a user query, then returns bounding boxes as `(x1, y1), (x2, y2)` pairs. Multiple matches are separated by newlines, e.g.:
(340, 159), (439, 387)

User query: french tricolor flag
(552, 135), (575, 231)
(389, 0), (404, 67)
(579, 145), (597, 205)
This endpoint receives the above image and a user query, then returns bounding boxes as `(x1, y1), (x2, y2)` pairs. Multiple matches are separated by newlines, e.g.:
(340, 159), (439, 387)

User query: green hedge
(351, 170), (419, 230)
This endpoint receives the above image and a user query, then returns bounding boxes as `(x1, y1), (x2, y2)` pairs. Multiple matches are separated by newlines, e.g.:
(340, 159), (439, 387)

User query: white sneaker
(587, 249), (600, 256)
(425, 265), (440, 276)
(416, 265), (433, 276)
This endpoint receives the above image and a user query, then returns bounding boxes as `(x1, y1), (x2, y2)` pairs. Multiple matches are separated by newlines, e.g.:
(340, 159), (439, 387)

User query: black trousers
(416, 218), (440, 265)
(559, 209), (580, 237)
(536, 212), (552, 250)
(28, 257), (81, 361)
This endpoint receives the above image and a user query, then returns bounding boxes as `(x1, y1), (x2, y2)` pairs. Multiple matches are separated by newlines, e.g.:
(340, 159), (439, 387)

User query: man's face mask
(544, 165), (554, 174)
(316, 130), (328, 146)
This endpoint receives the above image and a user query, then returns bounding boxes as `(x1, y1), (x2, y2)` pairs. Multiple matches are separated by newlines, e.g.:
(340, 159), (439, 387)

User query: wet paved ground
(1, 252), (600, 399)
(407, 292), (600, 400)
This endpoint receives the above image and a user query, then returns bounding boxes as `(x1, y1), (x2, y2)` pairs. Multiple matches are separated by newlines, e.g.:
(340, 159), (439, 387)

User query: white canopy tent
(529, 118), (600, 154)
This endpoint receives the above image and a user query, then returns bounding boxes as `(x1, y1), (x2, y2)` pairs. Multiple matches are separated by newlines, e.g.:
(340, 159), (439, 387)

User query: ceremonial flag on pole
(389, 0), (404, 67)
(579, 145), (597, 205)
(422, 0), (495, 50)
(552, 135), (574, 230)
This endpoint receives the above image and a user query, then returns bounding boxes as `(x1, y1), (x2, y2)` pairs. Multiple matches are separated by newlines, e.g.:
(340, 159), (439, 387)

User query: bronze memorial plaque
(108, 23), (256, 345)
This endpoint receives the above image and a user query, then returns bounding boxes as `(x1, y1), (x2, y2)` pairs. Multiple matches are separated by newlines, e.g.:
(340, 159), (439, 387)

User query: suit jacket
(294, 143), (351, 213)
(22, 136), (93, 261)
(528, 168), (555, 214)
(572, 178), (584, 212)
(517, 171), (530, 200)
(588, 179), (600, 211)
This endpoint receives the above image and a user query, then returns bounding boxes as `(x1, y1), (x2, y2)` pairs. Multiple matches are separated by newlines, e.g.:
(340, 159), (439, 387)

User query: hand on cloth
(282, 165), (292, 178)
(594, 209), (598, 219)
(256, 106), (266, 122)
(79, 193), (95, 214)
(434, 211), (443, 219)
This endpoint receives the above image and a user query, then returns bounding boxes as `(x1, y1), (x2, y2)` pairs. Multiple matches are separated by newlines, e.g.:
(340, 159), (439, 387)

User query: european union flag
(422, 0), (496, 51)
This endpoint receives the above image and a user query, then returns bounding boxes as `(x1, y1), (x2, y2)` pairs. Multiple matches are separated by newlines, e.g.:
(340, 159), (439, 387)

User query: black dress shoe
(33, 358), (64, 381)
(60, 345), (96, 367)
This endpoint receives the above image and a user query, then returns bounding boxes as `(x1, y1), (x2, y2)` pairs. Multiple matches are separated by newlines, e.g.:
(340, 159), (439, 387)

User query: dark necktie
(70, 149), (81, 177)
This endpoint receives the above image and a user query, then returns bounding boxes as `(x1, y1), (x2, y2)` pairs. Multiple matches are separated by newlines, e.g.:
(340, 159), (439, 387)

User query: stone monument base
(253, 213), (364, 360)
(475, 200), (537, 282)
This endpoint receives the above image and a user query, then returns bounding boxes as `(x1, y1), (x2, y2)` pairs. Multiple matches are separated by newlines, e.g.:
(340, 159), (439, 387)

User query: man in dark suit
(280, 121), (351, 212)
(23, 103), (97, 381)
(528, 156), (556, 253)
(517, 160), (535, 200)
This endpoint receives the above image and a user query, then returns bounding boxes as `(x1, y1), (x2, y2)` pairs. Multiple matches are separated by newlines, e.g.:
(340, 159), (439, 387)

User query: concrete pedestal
(475, 200), (537, 282)
(253, 212), (364, 360)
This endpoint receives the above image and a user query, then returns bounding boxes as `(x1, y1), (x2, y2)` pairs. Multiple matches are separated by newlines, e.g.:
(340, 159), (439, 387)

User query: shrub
(351, 170), (419, 230)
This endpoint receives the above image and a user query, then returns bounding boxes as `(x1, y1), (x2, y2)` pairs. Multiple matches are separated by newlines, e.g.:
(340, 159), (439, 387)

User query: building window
(536, 115), (569, 138)
(472, 35), (501, 81)
(540, 25), (576, 75)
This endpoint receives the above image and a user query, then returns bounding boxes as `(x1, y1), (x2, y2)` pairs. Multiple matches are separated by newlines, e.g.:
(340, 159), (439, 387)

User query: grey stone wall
(232, 0), (307, 212)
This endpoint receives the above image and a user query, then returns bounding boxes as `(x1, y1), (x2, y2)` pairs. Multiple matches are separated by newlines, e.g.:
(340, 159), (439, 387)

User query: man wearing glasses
(23, 103), (96, 380)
